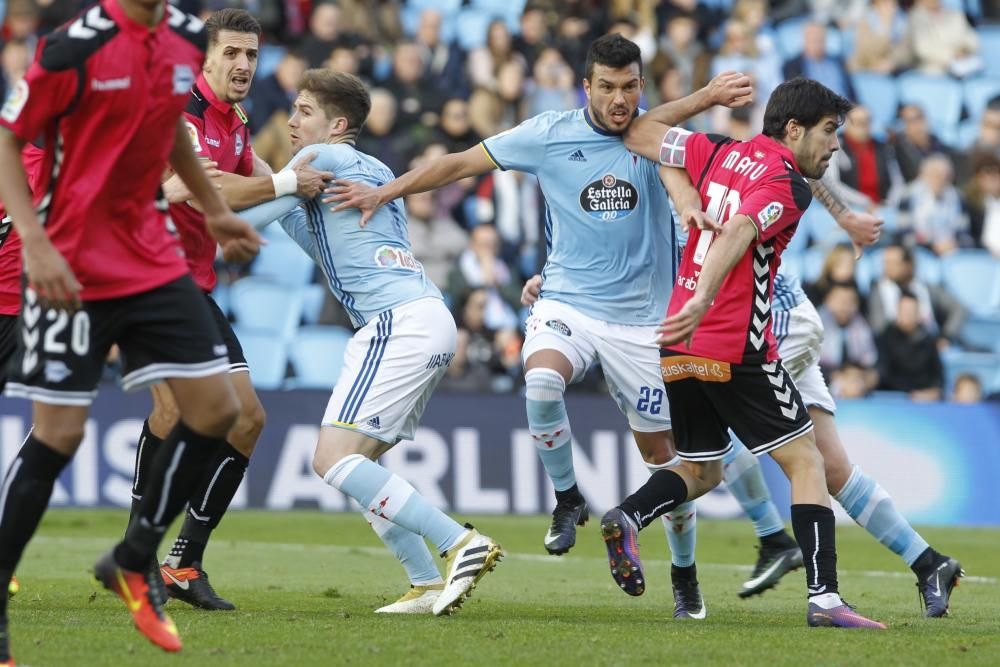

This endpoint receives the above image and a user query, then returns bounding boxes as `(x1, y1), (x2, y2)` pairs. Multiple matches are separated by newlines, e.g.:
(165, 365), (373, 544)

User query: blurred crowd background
(3, 0), (1000, 402)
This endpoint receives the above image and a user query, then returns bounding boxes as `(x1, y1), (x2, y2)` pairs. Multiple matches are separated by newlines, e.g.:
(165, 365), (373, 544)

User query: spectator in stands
(959, 107), (1000, 184)
(300, 2), (366, 68)
(731, 0), (782, 94)
(445, 288), (522, 393)
(0, 38), (29, 104)
(834, 105), (904, 209)
(951, 373), (984, 404)
(908, 0), (981, 78)
(711, 18), (781, 100)
(512, 6), (551, 72)
(496, 59), (528, 130)
(405, 190), (468, 290)
(526, 47), (577, 118)
(657, 12), (711, 99)
(385, 41), (442, 139)
(830, 362), (875, 399)
(782, 22), (856, 101)
(4, 0), (39, 50)
(876, 291), (945, 401)
(606, 15), (656, 65)
(805, 244), (861, 306)
(325, 46), (360, 76)
(899, 154), (971, 255)
(555, 13), (595, 80)
(963, 152), (1000, 256)
(868, 242), (968, 344)
(893, 104), (954, 183)
(447, 224), (521, 333)
(818, 283), (879, 388)
(468, 19), (526, 94)
(355, 88), (417, 177)
(246, 50), (306, 136)
(414, 9), (469, 99)
(849, 0), (910, 74)
(431, 98), (482, 155)
(810, 0), (867, 29)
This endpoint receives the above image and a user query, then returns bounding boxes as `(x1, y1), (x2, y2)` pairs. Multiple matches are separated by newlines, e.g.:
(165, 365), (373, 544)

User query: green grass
(9, 509), (1000, 666)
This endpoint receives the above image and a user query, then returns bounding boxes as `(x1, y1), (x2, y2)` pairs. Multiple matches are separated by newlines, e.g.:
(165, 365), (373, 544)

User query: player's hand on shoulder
(206, 210), (263, 259)
(680, 207), (723, 233)
(707, 71), (753, 109)
(323, 179), (380, 228)
(21, 231), (82, 311)
(292, 152), (335, 199)
(521, 274), (542, 306)
(656, 295), (710, 348)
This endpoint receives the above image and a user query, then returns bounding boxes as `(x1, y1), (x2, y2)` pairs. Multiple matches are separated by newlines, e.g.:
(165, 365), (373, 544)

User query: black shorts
(660, 350), (813, 461)
(0, 313), (17, 392)
(4, 275), (229, 406)
(204, 292), (248, 373)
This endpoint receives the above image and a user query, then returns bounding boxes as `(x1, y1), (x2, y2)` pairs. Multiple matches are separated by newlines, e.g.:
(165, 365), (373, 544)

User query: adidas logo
(366, 416), (381, 430)
(568, 149), (586, 162)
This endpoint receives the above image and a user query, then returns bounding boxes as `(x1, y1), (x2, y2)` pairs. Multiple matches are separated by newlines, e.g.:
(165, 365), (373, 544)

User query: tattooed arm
(809, 175), (883, 257)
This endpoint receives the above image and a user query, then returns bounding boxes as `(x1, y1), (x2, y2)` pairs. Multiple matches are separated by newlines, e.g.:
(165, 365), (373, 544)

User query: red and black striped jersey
(0, 0), (205, 300)
(667, 132), (813, 364)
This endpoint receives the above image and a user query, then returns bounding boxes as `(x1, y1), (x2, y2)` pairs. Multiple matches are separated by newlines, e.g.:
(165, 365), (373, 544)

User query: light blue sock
(723, 438), (785, 538)
(835, 465), (929, 566)
(650, 457), (697, 568)
(366, 510), (442, 586)
(525, 368), (575, 491)
(324, 454), (466, 554)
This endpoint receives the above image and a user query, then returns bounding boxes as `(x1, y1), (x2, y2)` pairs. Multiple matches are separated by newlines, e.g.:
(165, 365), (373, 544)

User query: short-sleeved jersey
(667, 133), (813, 364)
(0, 1), (206, 301)
(171, 73), (254, 292)
(0, 144), (48, 315)
(771, 271), (807, 313)
(481, 108), (676, 325)
(240, 143), (442, 328)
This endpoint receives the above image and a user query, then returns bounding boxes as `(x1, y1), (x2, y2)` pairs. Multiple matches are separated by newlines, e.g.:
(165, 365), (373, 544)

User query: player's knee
(781, 437), (825, 478)
(825, 459), (852, 495)
(229, 398), (266, 456)
(693, 459), (724, 489)
(33, 423), (85, 455)
(525, 368), (567, 431)
(186, 390), (240, 437)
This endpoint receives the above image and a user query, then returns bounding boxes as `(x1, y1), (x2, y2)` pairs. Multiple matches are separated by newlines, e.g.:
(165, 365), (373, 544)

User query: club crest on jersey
(173, 64), (195, 95)
(235, 133), (244, 156)
(579, 173), (639, 221)
(1, 80), (28, 123)
(375, 245), (421, 271)
(757, 202), (784, 230)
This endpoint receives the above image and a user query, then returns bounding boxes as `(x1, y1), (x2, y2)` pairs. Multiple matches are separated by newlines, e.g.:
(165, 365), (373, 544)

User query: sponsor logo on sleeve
(579, 173), (639, 221)
(757, 202), (784, 231)
(1, 80), (29, 123)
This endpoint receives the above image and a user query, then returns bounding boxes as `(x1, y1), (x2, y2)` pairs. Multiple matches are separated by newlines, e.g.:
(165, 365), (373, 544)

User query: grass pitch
(9, 509), (1000, 666)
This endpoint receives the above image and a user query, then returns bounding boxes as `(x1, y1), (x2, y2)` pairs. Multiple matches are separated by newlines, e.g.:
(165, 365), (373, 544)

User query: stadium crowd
(2, 0), (999, 399)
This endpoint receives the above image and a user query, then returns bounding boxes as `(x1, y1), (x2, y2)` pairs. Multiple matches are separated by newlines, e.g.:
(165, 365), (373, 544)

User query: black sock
(127, 420), (163, 529)
(114, 422), (223, 571)
(619, 469), (689, 530)
(555, 483), (583, 504)
(671, 563), (698, 583)
(791, 504), (839, 597)
(910, 546), (943, 579)
(761, 528), (797, 551)
(0, 434), (71, 616)
(168, 442), (249, 568)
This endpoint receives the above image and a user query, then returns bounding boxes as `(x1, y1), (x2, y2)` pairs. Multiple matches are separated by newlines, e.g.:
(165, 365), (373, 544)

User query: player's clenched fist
(521, 274), (542, 306)
(708, 71), (753, 109)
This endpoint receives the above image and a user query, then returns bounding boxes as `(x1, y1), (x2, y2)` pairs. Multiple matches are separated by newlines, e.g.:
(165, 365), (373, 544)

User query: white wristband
(271, 170), (298, 198)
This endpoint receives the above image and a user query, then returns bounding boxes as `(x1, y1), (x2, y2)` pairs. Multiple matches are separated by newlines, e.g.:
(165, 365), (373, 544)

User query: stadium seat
(960, 315), (1000, 352)
(774, 19), (841, 58)
(233, 328), (289, 390)
(897, 74), (963, 140)
(285, 325), (354, 390)
(941, 348), (1000, 395)
(211, 283), (230, 317)
(800, 244), (832, 284)
(472, 0), (527, 17)
(408, 0), (462, 13)
(229, 277), (305, 340)
(954, 118), (981, 150)
(455, 8), (494, 51)
(852, 72), (898, 136)
(913, 246), (943, 287)
(941, 250), (1000, 317)
(963, 77), (1000, 123)
(978, 26), (1000, 78)
(250, 241), (315, 287)
(302, 283), (326, 324)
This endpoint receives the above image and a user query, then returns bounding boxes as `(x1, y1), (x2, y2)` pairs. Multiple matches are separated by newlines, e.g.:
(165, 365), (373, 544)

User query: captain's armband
(658, 126), (692, 168)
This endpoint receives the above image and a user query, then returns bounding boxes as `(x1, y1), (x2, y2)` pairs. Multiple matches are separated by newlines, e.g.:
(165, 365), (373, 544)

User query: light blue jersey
(482, 108), (676, 325)
(772, 271), (807, 313)
(239, 144), (442, 328)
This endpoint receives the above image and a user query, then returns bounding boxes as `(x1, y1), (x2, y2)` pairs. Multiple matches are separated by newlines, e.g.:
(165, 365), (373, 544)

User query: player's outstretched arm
(212, 153), (334, 210)
(624, 72), (752, 164)
(657, 215), (757, 347)
(324, 144), (496, 227)
(0, 128), (81, 310)
(809, 176), (883, 258)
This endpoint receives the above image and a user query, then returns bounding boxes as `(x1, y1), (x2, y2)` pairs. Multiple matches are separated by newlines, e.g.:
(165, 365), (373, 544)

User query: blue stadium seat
(455, 8), (494, 51)
(961, 315), (1000, 352)
(854, 248), (881, 294)
(978, 26), (1000, 78)
(941, 348), (1000, 394)
(472, 0), (527, 17)
(210, 283), (230, 317)
(897, 74), (963, 139)
(250, 241), (315, 286)
(233, 327), (289, 390)
(954, 118), (981, 150)
(964, 77), (1000, 122)
(229, 277), (305, 340)
(779, 252), (802, 283)
(407, 0), (462, 12)
(852, 73), (898, 136)
(302, 284), (326, 325)
(400, 5), (458, 42)
(941, 250), (1000, 317)
(800, 244), (832, 284)
(286, 325), (354, 389)
(774, 19), (842, 58)
(912, 246), (943, 287)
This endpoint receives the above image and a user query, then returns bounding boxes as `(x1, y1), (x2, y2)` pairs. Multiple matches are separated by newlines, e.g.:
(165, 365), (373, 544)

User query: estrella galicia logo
(579, 173), (639, 221)
(545, 319), (571, 336)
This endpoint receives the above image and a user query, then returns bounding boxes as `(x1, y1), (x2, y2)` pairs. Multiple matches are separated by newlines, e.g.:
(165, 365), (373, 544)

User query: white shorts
(522, 299), (670, 432)
(773, 299), (836, 415)
(323, 297), (456, 444)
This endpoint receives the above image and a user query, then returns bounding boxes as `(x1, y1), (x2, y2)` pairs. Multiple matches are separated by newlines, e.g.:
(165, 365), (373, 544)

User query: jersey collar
(754, 134), (800, 172)
(583, 107), (622, 137)
(195, 73), (238, 118)
(103, 0), (166, 41)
